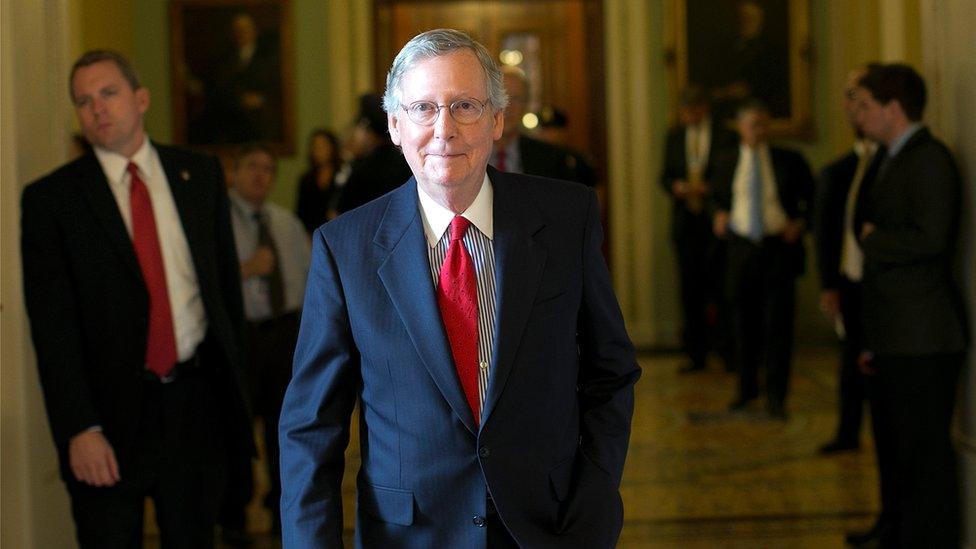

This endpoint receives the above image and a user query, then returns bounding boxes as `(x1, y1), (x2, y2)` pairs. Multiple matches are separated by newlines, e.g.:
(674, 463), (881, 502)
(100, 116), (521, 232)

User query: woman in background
(295, 128), (342, 233)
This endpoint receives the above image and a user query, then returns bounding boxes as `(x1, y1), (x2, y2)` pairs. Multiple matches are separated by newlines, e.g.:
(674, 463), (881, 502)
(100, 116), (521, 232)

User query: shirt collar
(887, 123), (923, 158)
(853, 138), (879, 158)
(689, 116), (711, 132)
(229, 189), (264, 217)
(417, 174), (493, 247)
(93, 134), (154, 185)
(739, 142), (769, 157)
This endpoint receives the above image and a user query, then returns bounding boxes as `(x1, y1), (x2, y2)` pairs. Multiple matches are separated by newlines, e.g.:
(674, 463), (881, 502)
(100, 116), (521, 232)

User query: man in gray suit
(854, 63), (966, 548)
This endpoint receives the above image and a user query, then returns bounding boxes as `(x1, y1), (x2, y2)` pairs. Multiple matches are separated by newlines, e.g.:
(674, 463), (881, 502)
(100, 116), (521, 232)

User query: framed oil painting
(169, 0), (295, 153)
(667, 0), (812, 137)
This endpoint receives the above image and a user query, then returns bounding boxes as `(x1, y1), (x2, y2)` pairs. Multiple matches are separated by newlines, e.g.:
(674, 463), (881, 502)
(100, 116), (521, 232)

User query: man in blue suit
(279, 29), (641, 548)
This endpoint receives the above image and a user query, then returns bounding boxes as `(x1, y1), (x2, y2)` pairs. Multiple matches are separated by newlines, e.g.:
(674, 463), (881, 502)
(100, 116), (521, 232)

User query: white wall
(1, 0), (78, 547)
(919, 0), (976, 546)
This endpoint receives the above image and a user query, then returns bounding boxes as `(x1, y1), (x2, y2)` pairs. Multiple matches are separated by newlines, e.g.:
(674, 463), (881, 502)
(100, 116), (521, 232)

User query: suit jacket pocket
(548, 455), (575, 502)
(359, 483), (415, 526)
(529, 290), (572, 323)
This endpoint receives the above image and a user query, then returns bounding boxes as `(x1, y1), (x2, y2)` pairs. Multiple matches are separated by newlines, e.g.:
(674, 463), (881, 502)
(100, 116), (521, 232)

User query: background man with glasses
(279, 28), (640, 548)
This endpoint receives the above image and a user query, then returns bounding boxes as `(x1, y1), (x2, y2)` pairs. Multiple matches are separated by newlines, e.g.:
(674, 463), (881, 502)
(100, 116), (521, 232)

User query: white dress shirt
(94, 137), (207, 362)
(840, 140), (878, 281)
(730, 143), (789, 238)
(229, 191), (312, 321)
(684, 118), (712, 174)
(418, 175), (497, 414)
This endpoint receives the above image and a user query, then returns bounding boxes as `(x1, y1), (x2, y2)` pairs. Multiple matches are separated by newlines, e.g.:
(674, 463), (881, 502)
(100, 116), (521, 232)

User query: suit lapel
(481, 171), (547, 426)
(376, 181), (478, 434)
(74, 154), (142, 280)
(156, 144), (208, 272)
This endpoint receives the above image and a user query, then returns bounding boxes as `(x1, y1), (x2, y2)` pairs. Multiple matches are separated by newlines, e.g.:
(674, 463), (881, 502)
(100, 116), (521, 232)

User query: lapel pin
(181, 170), (191, 182)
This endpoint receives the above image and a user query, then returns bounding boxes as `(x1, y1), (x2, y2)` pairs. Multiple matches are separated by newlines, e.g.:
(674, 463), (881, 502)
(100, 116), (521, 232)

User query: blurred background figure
(534, 106), (569, 146)
(813, 65), (882, 457)
(712, 100), (813, 420)
(661, 85), (738, 374)
(853, 63), (967, 549)
(222, 142), (310, 545)
(335, 93), (412, 214)
(295, 128), (342, 233)
(493, 66), (597, 187)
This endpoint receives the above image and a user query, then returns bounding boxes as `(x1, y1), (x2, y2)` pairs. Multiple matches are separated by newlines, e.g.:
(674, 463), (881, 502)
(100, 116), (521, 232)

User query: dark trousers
(833, 277), (867, 444)
(221, 312), (300, 532)
(872, 353), (963, 548)
(673, 212), (729, 368)
(726, 235), (797, 408)
(68, 366), (226, 548)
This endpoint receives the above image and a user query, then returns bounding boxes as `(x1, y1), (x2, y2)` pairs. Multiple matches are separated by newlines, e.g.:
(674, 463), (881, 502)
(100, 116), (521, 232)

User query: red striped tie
(128, 162), (178, 379)
(437, 216), (480, 424)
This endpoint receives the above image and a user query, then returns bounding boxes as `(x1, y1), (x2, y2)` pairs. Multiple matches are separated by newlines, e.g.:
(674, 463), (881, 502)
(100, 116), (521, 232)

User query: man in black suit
(815, 66), (882, 456)
(20, 50), (252, 547)
(336, 93), (413, 214)
(712, 100), (813, 419)
(853, 63), (966, 548)
(661, 86), (738, 373)
(492, 67), (597, 187)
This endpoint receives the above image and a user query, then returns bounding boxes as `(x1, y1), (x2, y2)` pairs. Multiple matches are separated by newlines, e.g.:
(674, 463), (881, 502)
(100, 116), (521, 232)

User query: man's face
(843, 69), (867, 131)
(736, 109), (769, 147)
(72, 60), (149, 158)
(679, 104), (708, 126)
(502, 72), (527, 140)
(232, 15), (257, 49)
(234, 150), (276, 205)
(389, 50), (504, 199)
(853, 86), (894, 144)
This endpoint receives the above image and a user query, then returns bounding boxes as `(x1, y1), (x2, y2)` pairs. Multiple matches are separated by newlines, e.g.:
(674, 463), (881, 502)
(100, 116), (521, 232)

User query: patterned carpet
(148, 346), (879, 548)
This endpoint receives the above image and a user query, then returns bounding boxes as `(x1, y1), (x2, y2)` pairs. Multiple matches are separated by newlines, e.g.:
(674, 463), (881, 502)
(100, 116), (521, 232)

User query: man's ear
(388, 113), (401, 146)
(491, 109), (504, 141)
(136, 87), (150, 114)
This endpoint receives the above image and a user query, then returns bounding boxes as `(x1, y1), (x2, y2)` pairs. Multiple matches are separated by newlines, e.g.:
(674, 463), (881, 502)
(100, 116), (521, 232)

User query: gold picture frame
(169, 0), (296, 154)
(666, 0), (812, 138)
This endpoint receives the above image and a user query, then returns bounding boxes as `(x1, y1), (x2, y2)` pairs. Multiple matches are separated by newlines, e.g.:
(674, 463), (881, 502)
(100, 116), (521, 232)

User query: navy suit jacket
(279, 168), (640, 548)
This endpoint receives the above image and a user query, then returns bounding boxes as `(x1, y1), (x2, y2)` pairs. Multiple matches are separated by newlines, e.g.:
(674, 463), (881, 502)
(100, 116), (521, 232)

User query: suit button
(473, 515), (486, 527)
(479, 446), (490, 458)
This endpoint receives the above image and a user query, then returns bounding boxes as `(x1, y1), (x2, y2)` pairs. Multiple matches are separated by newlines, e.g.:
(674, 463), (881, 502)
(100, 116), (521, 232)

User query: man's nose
(91, 97), (106, 114)
(432, 106), (458, 139)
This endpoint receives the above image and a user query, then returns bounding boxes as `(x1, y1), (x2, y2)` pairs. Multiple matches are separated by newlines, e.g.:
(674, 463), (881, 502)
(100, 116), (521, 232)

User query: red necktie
(437, 216), (480, 424)
(496, 149), (507, 172)
(128, 162), (178, 379)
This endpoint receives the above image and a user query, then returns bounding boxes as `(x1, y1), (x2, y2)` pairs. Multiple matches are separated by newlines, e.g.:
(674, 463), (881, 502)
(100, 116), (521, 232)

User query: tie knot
(127, 162), (140, 178)
(449, 216), (471, 243)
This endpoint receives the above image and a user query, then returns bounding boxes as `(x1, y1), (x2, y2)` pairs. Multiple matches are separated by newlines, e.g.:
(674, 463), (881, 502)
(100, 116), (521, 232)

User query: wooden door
(374, 0), (606, 183)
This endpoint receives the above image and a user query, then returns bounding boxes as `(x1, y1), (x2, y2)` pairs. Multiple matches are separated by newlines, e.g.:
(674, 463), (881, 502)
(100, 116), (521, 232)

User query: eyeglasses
(401, 98), (490, 126)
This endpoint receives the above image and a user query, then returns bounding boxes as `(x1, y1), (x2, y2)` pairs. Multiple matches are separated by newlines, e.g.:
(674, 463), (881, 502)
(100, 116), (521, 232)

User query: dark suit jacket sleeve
(707, 150), (737, 217)
(861, 147), (960, 266)
(211, 157), (244, 336)
(660, 128), (684, 195)
(21, 182), (100, 447)
(279, 228), (361, 547)
(814, 157), (852, 290)
(789, 151), (815, 224)
(577, 191), (642, 484)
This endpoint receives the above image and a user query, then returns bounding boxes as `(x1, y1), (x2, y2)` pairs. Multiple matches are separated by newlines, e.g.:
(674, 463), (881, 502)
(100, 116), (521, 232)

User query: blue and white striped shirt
(418, 176), (497, 415)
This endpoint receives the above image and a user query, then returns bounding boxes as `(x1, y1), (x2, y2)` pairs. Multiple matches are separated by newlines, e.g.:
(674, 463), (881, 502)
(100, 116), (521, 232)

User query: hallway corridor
(618, 347), (878, 547)
(187, 346), (879, 548)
